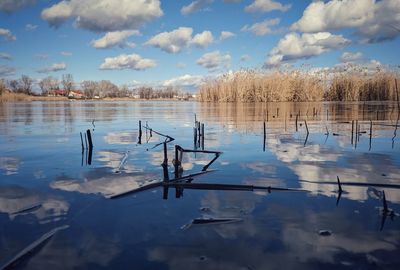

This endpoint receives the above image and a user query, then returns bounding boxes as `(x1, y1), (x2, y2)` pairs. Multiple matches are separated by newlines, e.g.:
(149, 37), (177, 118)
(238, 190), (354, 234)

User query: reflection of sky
(0, 101), (399, 269)
(50, 169), (159, 197)
(0, 185), (69, 223)
(0, 156), (20, 175)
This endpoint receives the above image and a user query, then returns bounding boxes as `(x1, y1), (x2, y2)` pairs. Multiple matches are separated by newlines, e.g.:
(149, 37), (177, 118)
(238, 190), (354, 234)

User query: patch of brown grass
(198, 69), (400, 102)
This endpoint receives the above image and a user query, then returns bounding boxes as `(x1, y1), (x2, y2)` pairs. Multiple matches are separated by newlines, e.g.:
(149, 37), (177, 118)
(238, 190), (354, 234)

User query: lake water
(0, 101), (399, 269)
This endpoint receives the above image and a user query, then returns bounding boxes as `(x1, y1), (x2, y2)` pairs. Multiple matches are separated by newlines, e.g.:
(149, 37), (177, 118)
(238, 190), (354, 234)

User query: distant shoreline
(0, 92), (195, 102)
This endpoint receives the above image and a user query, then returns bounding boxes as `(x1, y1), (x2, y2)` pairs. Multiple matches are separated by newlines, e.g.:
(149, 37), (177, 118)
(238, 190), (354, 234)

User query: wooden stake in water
(351, 120), (354, 145)
(86, 129), (93, 149)
(80, 132), (84, 152)
(295, 114), (298, 132)
(304, 120), (309, 135)
(369, 120), (372, 151)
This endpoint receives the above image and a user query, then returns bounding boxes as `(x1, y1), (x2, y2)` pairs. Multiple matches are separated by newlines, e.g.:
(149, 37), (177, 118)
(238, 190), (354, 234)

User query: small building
(68, 90), (85, 99)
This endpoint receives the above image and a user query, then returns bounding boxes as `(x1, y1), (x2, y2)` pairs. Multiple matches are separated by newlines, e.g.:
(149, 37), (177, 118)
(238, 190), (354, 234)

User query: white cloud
(41, 0), (163, 32)
(197, 50), (231, 71)
(163, 74), (204, 88)
(99, 53), (157, 70)
(145, 27), (214, 53)
(266, 32), (350, 66)
(0, 0), (36, 13)
(0, 28), (16, 41)
(241, 18), (280, 36)
(191, 31), (214, 48)
(25, 24), (38, 31)
(37, 62), (67, 73)
(145, 27), (193, 53)
(0, 65), (15, 76)
(60, 51), (72, 56)
(91, 30), (140, 49)
(340, 52), (364, 63)
(240, 54), (251, 61)
(245, 0), (291, 13)
(181, 0), (213, 15)
(292, 0), (400, 43)
(0, 52), (12, 60)
(219, 31), (235, 41)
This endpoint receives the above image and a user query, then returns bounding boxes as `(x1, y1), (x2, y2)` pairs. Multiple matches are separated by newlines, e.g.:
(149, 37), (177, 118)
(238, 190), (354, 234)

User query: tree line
(0, 74), (193, 99)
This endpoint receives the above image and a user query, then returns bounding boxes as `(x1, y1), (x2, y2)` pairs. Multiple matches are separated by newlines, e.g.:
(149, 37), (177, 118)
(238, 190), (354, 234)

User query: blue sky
(0, 0), (399, 90)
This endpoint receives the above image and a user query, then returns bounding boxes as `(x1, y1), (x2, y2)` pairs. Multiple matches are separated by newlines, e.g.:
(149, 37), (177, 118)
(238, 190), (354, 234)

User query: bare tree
(39, 76), (59, 95)
(81, 80), (98, 98)
(20, 75), (33, 94)
(8, 79), (20, 92)
(0, 79), (6, 96)
(62, 74), (74, 92)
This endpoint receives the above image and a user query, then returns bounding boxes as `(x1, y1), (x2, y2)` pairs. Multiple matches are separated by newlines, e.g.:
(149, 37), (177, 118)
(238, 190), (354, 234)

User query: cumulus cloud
(241, 18), (280, 36)
(91, 30), (140, 49)
(37, 62), (67, 73)
(191, 31), (214, 48)
(145, 27), (193, 53)
(145, 27), (213, 53)
(266, 32), (350, 66)
(292, 0), (400, 43)
(181, 0), (213, 15)
(0, 52), (12, 60)
(0, 65), (15, 76)
(340, 52), (364, 63)
(25, 24), (38, 31)
(163, 74), (204, 89)
(219, 31), (235, 41)
(197, 50), (231, 71)
(41, 0), (163, 32)
(245, 0), (291, 13)
(0, 28), (16, 41)
(99, 53), (156, 70)
(0, 0), (36, 13)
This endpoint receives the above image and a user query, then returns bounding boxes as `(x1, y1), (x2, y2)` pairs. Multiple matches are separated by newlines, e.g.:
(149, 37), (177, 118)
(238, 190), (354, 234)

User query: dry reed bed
(198, 70), (400, 102)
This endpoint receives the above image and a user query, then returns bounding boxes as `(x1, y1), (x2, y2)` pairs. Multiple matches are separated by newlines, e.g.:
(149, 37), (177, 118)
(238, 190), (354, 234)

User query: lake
(0, 101), (399, 269)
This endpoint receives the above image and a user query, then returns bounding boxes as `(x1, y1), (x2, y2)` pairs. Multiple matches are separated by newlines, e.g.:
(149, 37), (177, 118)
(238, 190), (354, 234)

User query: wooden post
(193, 127), (197, 145)
(304, 120), (309, 135)
(369, 120), (372, 151)
(201, 123), (205, 149)
(174, 145), (179, 178)
(86, 129), (93, 149)
(295, 114), (298, 132)
(138, 120), (142, 144)
(163, 142), (168, 165)
(80, 132), (84, 152)
(276, 108), (279, 117)
(326, 109), (328, 121)
(351, 120), (354, 145)
(263, 121), (266, 152)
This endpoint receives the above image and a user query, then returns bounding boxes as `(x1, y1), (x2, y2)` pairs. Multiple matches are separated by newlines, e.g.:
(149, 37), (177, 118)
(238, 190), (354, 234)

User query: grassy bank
(198, 69), (400, 102)
(0, 92), (68, 102)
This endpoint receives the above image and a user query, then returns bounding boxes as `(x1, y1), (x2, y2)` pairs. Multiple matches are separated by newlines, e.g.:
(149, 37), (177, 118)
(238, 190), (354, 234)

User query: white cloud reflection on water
(243, 134), (400, 203)
(50, 170), (159, 197)
(0, 185), (69, 224)
(0, 156), (20, 175)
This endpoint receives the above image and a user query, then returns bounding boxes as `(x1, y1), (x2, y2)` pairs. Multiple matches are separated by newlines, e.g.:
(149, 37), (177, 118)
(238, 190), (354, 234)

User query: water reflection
(50, 169), (159, 197)
(0, 156), (20, 175)
(0, 185), (69, 223)
(0, 101), (399, 269)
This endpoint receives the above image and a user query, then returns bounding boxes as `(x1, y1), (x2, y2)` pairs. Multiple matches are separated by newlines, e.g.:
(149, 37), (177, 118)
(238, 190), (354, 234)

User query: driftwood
(1, 225), (69, 270)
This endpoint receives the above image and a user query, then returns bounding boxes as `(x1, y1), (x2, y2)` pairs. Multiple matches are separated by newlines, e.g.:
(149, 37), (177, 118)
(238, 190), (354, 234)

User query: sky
(0, 0), (399, 91)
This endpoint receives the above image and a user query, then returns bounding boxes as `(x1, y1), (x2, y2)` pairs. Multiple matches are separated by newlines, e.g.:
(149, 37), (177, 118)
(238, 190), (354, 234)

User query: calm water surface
(0, 101), (399, 269)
